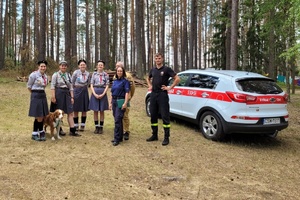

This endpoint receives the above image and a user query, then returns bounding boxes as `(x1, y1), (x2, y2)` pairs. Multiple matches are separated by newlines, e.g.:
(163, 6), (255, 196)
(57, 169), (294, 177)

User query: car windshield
(236, 78), (283, 94)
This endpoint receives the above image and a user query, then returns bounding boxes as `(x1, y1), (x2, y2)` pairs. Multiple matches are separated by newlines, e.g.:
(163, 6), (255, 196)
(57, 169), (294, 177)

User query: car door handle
(176, 90), (182, 95)
(201, 92), (209, 98)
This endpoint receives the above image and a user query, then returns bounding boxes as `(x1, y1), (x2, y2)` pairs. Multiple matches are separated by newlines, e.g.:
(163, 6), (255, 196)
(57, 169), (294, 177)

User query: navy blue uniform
(111, 78), (130, 142)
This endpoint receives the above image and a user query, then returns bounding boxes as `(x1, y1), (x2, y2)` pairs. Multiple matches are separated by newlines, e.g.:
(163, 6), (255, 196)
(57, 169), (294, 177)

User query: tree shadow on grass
(171, 117), (285, 149)
(222, 133), (285, 149)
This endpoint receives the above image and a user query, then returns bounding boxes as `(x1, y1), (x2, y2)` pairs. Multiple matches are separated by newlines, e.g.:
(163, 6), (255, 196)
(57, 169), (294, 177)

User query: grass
(0, 75), (300, 199)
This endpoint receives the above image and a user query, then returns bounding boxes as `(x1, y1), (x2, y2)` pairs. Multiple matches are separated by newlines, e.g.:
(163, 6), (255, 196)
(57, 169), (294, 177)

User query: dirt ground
(0, 78), (300, 200)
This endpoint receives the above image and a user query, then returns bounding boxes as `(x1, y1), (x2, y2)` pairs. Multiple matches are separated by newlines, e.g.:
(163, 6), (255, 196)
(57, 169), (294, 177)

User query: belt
(56, 87), (69, 90)
(152, 90), (167, 93)
(74, 85), (87, 88)
(94, 86), (105, 88)
(31, 90), (45, 93)
(112, 96), (125, 99)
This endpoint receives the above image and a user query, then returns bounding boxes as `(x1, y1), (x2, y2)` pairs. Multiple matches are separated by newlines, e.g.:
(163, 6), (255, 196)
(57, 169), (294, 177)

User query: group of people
(27, 53), (180, 146)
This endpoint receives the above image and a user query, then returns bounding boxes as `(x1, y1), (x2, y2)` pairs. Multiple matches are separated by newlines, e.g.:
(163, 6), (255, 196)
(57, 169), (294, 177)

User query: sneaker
(112, 141), (120, 146)
(32, 135), (42, 141)
(124, 132), (129, 140)
(79, 126), (85, 132)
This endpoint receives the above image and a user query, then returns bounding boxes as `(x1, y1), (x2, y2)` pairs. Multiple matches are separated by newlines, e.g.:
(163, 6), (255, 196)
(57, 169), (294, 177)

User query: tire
(199, 111), (225, 141)
(145, 97), (151, 117)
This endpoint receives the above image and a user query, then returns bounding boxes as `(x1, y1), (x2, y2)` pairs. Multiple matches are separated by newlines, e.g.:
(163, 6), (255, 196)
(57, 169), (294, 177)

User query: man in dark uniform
(146, 53), (180, 146)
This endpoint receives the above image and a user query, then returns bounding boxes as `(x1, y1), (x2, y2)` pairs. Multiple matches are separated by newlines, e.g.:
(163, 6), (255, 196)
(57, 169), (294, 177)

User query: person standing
(146, 53), (180, 146)
(71, 59), (90, 132)
(114, 61), (135, 140)
(51, 61), (81, 136)
(89, 60), (110, 134)
(27, 60), (49, 141)
(109, 66), (130, 146)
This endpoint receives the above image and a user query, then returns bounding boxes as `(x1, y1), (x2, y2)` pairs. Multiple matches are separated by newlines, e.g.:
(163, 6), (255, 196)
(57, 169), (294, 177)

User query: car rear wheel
(146, 97), (151, 117)
(199, 111), (225, 141)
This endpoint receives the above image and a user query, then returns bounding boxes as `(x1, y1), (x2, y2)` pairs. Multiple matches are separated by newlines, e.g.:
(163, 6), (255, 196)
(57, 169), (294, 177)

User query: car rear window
(236, 78), (283, 94)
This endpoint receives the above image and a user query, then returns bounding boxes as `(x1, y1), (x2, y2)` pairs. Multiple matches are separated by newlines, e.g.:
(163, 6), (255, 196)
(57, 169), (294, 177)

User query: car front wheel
(199, 111), (225, 141)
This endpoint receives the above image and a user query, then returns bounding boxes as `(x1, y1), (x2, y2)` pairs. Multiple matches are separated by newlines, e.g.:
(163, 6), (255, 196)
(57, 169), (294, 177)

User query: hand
(122, 104), (127, 110)
(109, 103), (112, 110)
(161, 85), (169, 91)
(71, 98), (74, 104)
(51, 97), (56, 103)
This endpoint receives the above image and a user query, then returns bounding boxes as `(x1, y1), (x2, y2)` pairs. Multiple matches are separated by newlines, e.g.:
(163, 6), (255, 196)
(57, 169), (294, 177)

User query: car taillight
(226, 91), (257, 103)
(283, 93), (288, 103)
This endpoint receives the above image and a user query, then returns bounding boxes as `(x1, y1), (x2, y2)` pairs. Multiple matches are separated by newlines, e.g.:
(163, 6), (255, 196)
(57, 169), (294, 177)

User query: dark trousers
(150, 91), (170, 134)
(112, 99), (125, 142)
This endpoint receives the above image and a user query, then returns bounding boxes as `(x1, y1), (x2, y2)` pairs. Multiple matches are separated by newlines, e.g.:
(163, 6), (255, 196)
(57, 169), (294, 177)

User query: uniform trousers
(112, 99), (125, 142)
(150, 91), (170, 125)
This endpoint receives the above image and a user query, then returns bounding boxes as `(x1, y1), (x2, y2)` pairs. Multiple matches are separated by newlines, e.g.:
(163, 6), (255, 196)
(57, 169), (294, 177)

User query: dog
(44, 109), (64, 140)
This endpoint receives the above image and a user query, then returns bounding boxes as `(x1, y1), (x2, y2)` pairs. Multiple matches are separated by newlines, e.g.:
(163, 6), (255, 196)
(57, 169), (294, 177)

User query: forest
(0, 0), (299, 82)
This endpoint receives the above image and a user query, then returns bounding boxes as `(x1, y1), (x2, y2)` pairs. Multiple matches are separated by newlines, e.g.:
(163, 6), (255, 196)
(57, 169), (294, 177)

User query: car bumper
(222, 121), (288, 134)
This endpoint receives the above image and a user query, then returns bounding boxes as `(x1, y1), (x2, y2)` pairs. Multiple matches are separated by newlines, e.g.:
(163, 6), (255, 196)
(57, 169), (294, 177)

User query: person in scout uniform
(50, 61), (81, 137)
(89, 60), (110, 134)
(114, 61), (135, 140)
(71, 59), (90, 132)
(27, 60), (49, 141)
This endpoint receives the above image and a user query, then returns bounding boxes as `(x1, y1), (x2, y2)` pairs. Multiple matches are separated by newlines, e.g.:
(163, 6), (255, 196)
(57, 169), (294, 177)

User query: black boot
(162, 137), (169, 145)
(69, 127), (81, 136)
(146, 133), (158, 142)
(147, 126), (158, 142)
(162, 129), (170, 146)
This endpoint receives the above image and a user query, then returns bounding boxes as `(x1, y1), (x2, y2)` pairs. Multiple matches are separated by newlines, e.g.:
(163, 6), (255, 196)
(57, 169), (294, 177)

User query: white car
(145, 69), (289, 141)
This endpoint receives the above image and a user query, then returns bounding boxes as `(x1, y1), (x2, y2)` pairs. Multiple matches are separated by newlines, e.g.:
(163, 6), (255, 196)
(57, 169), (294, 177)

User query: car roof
(179, 69), (269, 79)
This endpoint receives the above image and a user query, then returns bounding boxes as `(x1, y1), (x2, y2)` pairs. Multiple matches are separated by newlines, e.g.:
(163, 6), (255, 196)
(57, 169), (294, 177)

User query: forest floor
(0, 73), (300, 200)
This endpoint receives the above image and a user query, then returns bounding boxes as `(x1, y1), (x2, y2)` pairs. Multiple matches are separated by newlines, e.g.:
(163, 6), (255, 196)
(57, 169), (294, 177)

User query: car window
(168, 73), (189, 87)
(236, 78), (283, 94)
(188, 74), (219, 89)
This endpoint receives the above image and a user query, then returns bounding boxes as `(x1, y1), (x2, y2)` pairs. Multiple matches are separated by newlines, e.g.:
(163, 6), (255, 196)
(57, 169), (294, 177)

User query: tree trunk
(56, 0), (61, 63)
(71, 0), (77, 68)
(181, 0), (188, 70)
(112, 0), (117, 65)
(85, 0), (90, 67)
(34, 0), (40, 58)
(189, 0), (197, 69)
(267, 9), (275, 80)
(64, 0), (71, 65)
(20, 0), (28, 72)
(135, 0), (145, 78)
(124, 0), (128, 69)
(225, 0), (232, 70)
(230, 0), (238, 70)
(130, 0), (135, 72)
(49, 0), (55, 59)
(94, 0), (99, 65)
(39, 0), (46, 60)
